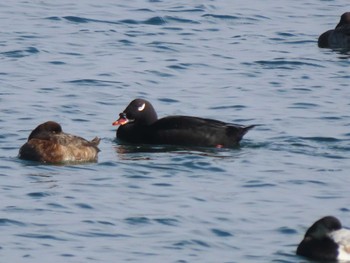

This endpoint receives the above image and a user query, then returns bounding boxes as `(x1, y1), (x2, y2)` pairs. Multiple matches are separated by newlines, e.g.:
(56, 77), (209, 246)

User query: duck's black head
(304, 216), (342, 239)
(297, 216), (343, 261)
(113, 99), (158, 126)
(336, 12), (350, 28)
(28, 121), (62, 140)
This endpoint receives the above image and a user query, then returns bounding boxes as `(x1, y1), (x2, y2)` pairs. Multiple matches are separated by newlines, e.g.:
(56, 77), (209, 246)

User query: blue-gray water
(1, 0), (350, 262)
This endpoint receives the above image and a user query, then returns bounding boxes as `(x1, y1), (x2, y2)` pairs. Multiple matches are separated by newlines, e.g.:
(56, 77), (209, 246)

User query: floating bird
(112, 99), (254, 148)
(297, 216), (350, 261)
(19, 121), (100, 163)
(318, 12), (350, 49)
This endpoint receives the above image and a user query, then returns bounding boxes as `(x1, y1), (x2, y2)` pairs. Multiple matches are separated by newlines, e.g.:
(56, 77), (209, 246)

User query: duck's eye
(138, 103), (146, 112)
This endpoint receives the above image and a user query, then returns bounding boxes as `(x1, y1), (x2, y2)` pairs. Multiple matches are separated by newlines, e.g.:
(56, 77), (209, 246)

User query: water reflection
(113, 141), (245, 161)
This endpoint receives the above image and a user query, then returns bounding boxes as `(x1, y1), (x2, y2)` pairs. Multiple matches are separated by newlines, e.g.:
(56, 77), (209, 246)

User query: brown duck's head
(28, 121), (63, 140)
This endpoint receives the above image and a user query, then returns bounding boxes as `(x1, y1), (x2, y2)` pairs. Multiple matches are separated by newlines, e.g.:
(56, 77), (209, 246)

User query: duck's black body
(19, 121), (100, 163)
(318, 12), (350, 49)
(113, 99), (254, 148)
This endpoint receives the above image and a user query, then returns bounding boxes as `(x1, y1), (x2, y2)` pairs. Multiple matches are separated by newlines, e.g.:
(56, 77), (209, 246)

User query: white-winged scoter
(112, 99), (255, 148)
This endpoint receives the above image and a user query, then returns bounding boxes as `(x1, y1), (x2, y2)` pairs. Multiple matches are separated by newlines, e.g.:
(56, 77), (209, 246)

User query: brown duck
(19, 121), (100, 163)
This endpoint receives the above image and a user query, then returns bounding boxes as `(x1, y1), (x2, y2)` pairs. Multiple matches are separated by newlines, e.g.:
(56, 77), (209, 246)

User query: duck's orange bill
(112, 117), (128, 126)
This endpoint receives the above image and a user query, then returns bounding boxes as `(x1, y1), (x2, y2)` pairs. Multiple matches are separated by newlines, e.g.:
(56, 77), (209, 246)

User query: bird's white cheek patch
(138, 103), (146, 111)
(337, 246), (350, 261)
(345, 246), (350, 253)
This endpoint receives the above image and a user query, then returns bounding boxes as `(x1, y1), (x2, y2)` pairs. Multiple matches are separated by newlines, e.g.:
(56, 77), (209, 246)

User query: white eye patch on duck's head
(113, 99), (158, 127)
(138, 103), (146, 112)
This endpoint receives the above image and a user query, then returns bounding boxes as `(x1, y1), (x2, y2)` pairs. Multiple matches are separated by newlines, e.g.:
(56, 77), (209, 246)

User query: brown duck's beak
(112, 113), (129, 126)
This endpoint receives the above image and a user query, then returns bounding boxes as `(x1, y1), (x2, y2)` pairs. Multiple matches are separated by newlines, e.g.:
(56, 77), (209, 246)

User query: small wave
(45, 16), (61, 21)
(97, 161), (119, 167)
(27, 192), (51, 198)
(75, 203), (94, 209)
(167, 64), (189, 70)
(165, 16), (199, 24)
(144, 16), (167, 25)
(276, 227), (297, 235)
(154, 218), (179, 226)
(289, 102), (319, 109)
(65, 231), (129, 238)
(46, 202), (67, 209)
(166, 7), (205, 13)
(82, 220), (116, 226)
(48, 61), (66, 65)
(59, 51), (82, 56)
(125, 217), (151, 225)
(120, 16), (167, 25)
(173, 239), (211, 248)
(64, 16), (90, 23)
(202, 14), (241, 20)
(182, 160), (226, 172)
(1, 47), (39, 58)
(300, 136), (341, 143)
(211, 228), (233, 237)
(124, 174), (153, 179)
(288, 179), (327, 186)
(133, 8), (154, 13)
(152, 182), (173, 187)
(255, 59), (323, 69)
(66, 79), (123, 87)
(146, 41), (179, 52)
(0, 218), (26, 226)
(273, 251), (298, 263)
(62, 16), (119, 25)
(202, 13), (266, 23)
(269, 135), (347, 159)
(16, 233), (67, 241)
(145, 70), (174, 78)
(118, 19), (139, 25)
(118, 39), (134, 46)
(319, 116), (342, 121)
(209, 105), (247, 110)
(242, 180), (276, 188)
(285, 40), (315, 45)
(50, 15), (164, 27)
(158, 98), (179, 103)
(276, 32), (295, 37)
(120, 15), (200, 25)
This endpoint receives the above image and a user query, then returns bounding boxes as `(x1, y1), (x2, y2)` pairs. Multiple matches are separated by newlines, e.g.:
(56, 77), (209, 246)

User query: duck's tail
(236, 124), (256, 142)
(242, 125), (256, 135)
(90, 137), (101, 151)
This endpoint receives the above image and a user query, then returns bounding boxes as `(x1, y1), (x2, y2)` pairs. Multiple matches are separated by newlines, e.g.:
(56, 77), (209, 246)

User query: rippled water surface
(1, 0), (350, 262)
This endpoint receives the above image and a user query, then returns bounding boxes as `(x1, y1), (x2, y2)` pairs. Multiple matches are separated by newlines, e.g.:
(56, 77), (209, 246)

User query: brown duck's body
(19, 121), (100, 164)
